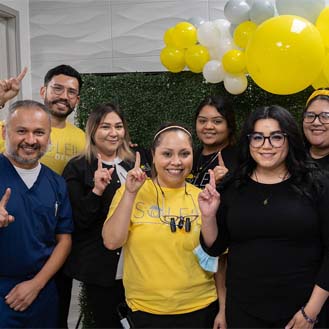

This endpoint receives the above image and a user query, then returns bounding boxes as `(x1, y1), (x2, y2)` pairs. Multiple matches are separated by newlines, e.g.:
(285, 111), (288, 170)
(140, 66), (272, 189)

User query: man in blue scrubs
(0, 100), (73, 328)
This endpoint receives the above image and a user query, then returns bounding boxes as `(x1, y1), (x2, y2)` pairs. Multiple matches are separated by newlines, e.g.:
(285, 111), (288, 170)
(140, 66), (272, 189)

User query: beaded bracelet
(301, 306), (318, 324)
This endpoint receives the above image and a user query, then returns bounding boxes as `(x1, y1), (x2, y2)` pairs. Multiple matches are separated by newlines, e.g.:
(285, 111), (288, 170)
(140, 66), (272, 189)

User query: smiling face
(153, 130), (193, 188)
(3, 107), (51, 169)
(93, 111), (125, 161)
(249, 118), (288, 174)
(303, 99), (329, 154)
(40, 74), (80, 119)
(196, 105), (230, 153)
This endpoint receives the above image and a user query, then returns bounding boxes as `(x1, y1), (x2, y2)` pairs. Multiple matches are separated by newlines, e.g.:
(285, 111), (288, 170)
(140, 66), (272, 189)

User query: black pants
(129, 300), (218, 328)
(85, 280), (125, 328)
(55, 270), (73, 329)
(226, 296), (329, 329)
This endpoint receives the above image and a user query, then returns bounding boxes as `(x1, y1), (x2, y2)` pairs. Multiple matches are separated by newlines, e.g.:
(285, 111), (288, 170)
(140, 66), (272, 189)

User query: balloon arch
(160, 0), (329, 95)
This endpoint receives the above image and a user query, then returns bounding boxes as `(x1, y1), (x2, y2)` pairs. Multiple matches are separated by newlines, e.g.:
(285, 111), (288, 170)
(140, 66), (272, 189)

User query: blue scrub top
(0, 155), (73, 278)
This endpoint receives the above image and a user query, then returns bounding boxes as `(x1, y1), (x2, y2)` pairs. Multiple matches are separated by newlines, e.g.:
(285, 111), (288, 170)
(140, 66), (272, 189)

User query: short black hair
(44, 64), (83, 92)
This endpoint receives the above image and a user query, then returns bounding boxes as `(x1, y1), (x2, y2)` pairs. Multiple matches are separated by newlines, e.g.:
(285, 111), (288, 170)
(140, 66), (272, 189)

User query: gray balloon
(188, 16), (206, 28)
(249, 0), (275, 25)
(275, 0), (326, 24)
(224, 0), (251, 25)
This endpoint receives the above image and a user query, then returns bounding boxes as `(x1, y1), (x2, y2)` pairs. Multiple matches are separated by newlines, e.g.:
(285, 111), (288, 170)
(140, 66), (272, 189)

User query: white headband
(153, 125), (192, 141)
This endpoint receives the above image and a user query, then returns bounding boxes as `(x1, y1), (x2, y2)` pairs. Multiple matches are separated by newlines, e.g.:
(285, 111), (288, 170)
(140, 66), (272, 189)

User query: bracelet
(300, 306), (318, 324)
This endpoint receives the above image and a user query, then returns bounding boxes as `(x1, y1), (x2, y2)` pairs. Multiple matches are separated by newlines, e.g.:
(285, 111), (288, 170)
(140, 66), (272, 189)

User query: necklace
(253, 171), (289, 206)
(192, 151), (221, 185)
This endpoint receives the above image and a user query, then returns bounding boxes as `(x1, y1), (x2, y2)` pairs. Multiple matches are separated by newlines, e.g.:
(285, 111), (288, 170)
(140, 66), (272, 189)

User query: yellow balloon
(234, 21), (257, 49)
(164, 27), (175, 46)
(222, 49), (246, 74)
(172, 22), (197, 49)
(322, 53), (329, 82)
(160, 47), (185, 73)
(185, 45), (210, 73)
(246, 15), (325, 95)
(316, 7), (329, 49)
(312, 71), (329, 89)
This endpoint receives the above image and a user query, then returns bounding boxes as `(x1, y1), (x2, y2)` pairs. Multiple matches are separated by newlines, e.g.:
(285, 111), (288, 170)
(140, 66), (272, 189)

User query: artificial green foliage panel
(78, 72), (313, 149)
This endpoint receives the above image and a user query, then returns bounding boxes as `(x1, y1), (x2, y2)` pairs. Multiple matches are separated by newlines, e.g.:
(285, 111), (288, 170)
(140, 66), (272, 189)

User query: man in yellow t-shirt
(0, 65), (85, 175)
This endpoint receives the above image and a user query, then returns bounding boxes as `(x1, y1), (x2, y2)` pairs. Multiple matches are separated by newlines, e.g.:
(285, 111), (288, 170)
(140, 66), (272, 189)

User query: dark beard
(44, 98), (75, 119)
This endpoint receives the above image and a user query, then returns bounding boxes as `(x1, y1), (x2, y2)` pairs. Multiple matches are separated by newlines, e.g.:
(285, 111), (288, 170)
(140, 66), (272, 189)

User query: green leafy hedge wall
(77, 72), (313, 328)
(78, 72), (312, 149)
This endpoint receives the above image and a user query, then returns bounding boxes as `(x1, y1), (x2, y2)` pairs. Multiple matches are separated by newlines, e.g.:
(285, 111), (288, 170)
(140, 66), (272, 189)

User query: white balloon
(275, 0), (326, 24)
(213, 19), (231, 39)
(249, 0), (275, 25)
(218, 36), (236, 59)
(224, 73), (248, 95)
(203, 60), (225, 83)
(197, 21), (221, 48)
(208, 45), (222, 61)
(224, 0), (251, 25)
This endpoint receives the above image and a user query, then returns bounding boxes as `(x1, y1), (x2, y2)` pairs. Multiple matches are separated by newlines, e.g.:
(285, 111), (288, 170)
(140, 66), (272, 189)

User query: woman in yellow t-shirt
(102, 123), (217, 328)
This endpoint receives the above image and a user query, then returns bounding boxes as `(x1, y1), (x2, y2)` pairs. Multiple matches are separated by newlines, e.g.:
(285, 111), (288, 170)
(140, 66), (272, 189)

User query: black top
(190, 145), (238, 188)
(201, 177), (329, 322)
(62, 151), (150, 286)
(313, 154), (329, 173)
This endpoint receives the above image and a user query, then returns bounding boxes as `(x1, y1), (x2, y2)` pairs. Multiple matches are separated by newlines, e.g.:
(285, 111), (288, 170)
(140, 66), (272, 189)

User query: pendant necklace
(192, 150), (221, 184)
(253, 171), (289, 206)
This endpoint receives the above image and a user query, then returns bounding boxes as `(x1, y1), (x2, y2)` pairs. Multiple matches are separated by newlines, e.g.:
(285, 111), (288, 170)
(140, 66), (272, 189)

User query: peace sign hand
(198, 170), (221, 220)
(92, 154), (115, 196)
(212, 152), (229, 184)
(125, 152), (146, 194)
(0, 188), (15, 228)
(0, 67), (27, 106)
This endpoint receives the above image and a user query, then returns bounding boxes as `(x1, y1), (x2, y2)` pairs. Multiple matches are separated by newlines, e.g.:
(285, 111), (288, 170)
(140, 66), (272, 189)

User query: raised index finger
(218, 151), (225, 167)
(97, 153), (103, 170)
(16, 67), (28, 82)
(0, 188), (11, 208)
(134, 151), (141, 169)
(209, 170), (216, 188)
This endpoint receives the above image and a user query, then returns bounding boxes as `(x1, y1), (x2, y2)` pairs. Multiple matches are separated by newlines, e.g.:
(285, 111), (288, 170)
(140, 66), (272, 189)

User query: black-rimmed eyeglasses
(303, 112), (329, 124)
(248, 132), (287, 148)
(48, 84), (79, 99)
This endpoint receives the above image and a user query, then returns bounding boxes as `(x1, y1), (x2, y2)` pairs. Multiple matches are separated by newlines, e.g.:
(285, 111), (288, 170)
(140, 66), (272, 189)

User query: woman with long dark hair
(190, 95), (237, 189)
(199, 105), (329, 328)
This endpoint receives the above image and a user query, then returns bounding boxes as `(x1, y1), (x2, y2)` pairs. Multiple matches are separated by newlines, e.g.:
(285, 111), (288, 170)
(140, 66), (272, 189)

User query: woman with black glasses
(303, 89), (329, 171)
(102, 123), (218, 328)
(199, 105), (329, 328)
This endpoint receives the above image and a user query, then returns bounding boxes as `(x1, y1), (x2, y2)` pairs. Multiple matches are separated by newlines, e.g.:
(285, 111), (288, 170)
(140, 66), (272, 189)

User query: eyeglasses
(248, 132), (287, 148)
(303, 112), (329, 124)
(48, 84), (79, 99)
